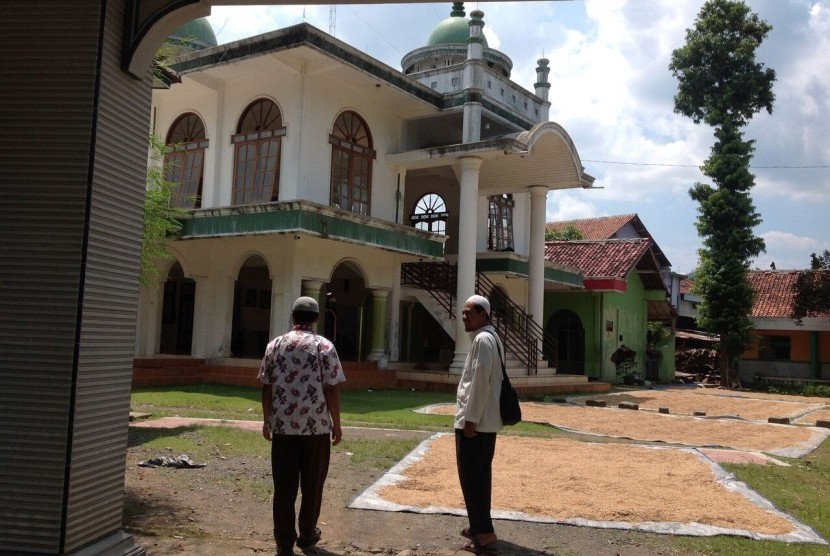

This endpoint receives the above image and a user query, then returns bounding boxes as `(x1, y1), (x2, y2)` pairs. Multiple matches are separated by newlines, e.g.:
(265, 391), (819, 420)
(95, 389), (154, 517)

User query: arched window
(164, 112), (208, 208)
(232, 99), (285, 205)
(488, 193), (514, 251)
(410, 193), (448, 234)
(329, 111), (374, 216)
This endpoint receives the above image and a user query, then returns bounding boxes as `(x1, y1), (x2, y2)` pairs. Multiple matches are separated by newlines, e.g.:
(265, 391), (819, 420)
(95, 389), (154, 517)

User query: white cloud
(201, 2), (830, 277)
(546, 191), (600, 222)
(208, 5), (316, 43)
(754, 230), (830, 270)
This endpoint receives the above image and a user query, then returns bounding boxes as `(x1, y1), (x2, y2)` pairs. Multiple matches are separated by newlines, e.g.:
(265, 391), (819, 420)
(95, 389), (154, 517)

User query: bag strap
(484, 330), (511, 386)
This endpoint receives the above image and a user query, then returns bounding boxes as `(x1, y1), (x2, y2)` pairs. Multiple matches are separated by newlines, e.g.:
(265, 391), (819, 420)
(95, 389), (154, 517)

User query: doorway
(159, 262), (195, 355)
(547, 310), (586, 374)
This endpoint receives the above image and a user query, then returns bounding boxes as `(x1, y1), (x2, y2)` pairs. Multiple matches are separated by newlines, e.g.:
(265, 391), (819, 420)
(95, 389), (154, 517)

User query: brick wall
(132, 359), (609, 396)
(133, 358), (396, 390)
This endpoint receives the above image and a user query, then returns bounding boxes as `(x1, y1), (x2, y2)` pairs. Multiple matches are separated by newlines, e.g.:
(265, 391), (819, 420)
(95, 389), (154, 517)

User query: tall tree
(141, 133), (185, 286)
(792, 250), (830, 323)
(670, 0), (775, 386)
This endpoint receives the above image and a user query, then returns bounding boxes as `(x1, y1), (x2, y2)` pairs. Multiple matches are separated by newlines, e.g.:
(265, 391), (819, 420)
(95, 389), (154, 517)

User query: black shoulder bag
(486, 331), (522, 426)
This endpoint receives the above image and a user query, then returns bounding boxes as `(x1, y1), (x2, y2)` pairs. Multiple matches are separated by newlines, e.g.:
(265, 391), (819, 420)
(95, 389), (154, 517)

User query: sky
(206, 0), (830, 275)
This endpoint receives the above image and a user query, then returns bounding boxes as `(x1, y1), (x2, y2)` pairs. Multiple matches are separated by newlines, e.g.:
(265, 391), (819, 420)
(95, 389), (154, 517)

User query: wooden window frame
(232, 99), (286, 206)
(165, 112), (208, 209)
(329, 111), (375, 216)
(488, 193), (515, 252)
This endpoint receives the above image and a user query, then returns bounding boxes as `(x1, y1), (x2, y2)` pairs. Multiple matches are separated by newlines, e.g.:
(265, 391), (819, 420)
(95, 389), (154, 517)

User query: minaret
(535, 58), (551, 122)
(462, 9), (485, 143)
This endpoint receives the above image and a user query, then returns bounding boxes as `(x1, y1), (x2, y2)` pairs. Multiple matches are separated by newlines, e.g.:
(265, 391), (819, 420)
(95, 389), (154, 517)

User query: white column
(301, 279), (324, 333)
(450, 156), (483, 372)
(389, 264), (402, 361)
(366, 289), (390, 362)
(528, 185), (548, 331)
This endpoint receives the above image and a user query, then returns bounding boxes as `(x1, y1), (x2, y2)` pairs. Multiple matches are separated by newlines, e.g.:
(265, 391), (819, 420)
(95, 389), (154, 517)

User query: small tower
(535, 58), (551, 122)
(462, 10), (485, 143)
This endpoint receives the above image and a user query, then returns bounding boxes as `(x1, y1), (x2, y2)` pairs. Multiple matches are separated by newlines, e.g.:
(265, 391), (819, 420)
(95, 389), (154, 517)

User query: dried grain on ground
(378, 435), (794, 535)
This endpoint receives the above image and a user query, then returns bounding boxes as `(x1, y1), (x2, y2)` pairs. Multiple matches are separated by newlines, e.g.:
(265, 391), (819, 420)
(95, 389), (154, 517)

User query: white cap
(466, 295), (490, 316)
(292, 296), (319, 314)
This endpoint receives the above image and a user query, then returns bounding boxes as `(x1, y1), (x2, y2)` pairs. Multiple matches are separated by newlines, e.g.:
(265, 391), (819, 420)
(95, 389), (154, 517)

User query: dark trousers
(455, 429), (497, 536)
(271, 434), (331, 550)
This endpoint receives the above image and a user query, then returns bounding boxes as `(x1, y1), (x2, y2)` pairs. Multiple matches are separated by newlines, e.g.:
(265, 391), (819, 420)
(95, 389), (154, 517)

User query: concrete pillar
(302, 280), (325, 332)
(367, 289), (390, 362)
(389, 265), (402, 361)
(528, 185), (548, 330)
(450, 157), (483, 372)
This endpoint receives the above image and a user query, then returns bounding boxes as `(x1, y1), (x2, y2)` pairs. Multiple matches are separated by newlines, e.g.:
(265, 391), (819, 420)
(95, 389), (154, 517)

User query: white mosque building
(135, 3), (600, 391)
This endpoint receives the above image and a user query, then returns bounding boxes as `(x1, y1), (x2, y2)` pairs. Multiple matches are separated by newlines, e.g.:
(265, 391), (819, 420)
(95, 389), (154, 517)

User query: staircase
(400, 261), (558, 376)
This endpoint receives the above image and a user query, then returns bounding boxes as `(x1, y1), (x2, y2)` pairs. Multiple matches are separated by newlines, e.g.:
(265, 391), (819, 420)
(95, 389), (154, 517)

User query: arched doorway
(325, 261), (367, 361)
(230, 255), (271, 358)
(547, 310), (585, 374)
(159, 262), (195, 355)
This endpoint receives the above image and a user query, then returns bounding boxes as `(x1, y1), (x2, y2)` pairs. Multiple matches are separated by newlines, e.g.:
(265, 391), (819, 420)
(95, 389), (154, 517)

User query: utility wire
(582, 159), (829, 169)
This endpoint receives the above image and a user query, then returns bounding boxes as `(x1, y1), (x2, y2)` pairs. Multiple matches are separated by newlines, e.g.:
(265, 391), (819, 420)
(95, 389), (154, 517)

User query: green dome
(426, 2), (488, 47)
(169, 17), (217, 51)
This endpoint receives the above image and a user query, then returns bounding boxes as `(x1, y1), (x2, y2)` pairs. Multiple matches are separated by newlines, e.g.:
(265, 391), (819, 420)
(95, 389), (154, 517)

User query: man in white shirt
(455, 294), (503, 554)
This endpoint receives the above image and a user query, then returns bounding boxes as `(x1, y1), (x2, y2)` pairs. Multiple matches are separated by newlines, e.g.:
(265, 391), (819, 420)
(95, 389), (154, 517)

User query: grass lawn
(131, 384), (830, 554)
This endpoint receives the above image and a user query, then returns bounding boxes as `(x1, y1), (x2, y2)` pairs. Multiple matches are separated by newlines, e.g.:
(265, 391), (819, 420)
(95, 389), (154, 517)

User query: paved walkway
(129, 414), (432, 441)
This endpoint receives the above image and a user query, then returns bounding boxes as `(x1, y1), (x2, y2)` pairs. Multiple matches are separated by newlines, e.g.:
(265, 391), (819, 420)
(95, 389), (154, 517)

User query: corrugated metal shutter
(0, 2), (101, 551)
(64, 0), (153, 552)
(0, 1), (150, 553)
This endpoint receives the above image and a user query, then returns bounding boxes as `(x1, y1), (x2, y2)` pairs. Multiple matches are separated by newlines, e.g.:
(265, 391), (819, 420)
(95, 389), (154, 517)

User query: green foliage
(670, 1), (775, 380)
(333, 438), (421, 470)
(140, 133), (185, 286)
(669, 0), (775, 128)
(545, 224), (585, 241)
(754, 377), (830, 398)
(131, 383), (261, 419)
(792, 250), (830, 322)
(647, 322), (670, 348)
(810, 250), (830, 271)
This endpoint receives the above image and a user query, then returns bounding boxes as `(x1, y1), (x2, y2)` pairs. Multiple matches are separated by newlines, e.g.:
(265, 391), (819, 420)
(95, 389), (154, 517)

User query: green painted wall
(543, 291), (598, 377)
(544, 272), (676, 383)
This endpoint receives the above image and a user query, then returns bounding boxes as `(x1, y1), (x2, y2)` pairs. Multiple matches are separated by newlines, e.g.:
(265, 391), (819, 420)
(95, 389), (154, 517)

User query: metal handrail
(476, 272), (558, 375)
(401, 261), (456, 318)
(400, 261), (558, 375)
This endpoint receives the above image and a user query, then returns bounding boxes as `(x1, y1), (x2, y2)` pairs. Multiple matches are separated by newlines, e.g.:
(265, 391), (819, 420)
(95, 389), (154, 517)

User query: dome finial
(450, 2), (465, 18)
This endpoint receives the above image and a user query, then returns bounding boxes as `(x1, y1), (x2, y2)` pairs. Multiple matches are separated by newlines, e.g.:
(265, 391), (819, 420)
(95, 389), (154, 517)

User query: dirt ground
(125, 427), (678, 556)
(125, 388), (830, 555)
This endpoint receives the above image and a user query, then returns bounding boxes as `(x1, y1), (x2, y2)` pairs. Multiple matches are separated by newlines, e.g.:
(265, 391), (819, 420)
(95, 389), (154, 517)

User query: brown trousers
(270, 434), (331, 550)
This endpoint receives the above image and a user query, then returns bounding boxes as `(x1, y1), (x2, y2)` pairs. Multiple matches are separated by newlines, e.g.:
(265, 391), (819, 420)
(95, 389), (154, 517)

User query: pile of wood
(675, 347), (720, 382)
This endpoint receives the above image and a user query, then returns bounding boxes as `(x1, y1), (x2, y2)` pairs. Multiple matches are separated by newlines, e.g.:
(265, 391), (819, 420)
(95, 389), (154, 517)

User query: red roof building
(739, 270), (830, 384)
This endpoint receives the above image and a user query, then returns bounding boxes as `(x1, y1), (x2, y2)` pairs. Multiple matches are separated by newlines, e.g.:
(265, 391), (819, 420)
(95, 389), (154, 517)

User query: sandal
(460, 537), (498, 555)
(461, 527), (472, 539)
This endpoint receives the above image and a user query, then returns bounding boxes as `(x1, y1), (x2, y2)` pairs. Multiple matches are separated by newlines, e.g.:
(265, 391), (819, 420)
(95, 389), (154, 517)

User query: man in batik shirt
(259, 296), (346, 555)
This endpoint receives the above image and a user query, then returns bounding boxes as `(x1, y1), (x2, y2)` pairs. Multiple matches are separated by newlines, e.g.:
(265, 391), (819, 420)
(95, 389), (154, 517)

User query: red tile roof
(544, 238), (650, 279)
(680, 278), (695, 295)
(546, 214), (671, 268)
(546, 214), (636, 240)
(748, 270), (801, 318)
